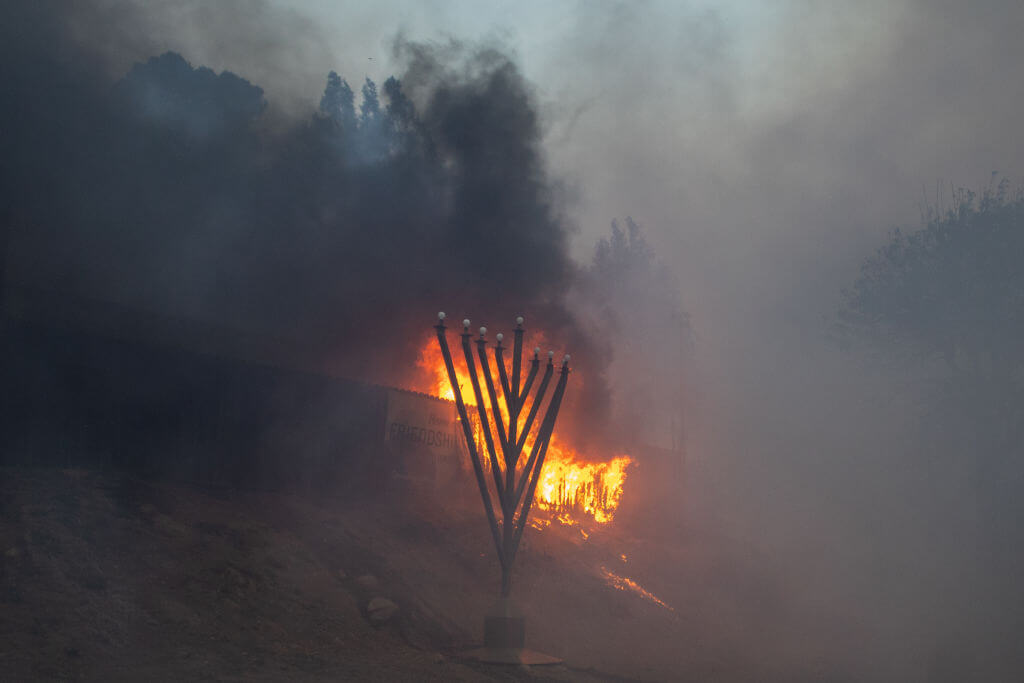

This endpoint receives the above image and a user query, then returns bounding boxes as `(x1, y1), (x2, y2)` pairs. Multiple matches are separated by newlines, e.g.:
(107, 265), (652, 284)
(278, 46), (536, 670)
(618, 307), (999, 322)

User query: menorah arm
(493, 346), (513, 430)
(511, 326), (524, 425)
(512, 430), (547, 515)
(508, 364), (570, 568)
(509, 432), (551, 561)
(518, 357), (539, 407)
(476, 340), (512, 463)
(436, 324), (505, 564)
(514, 361), (554, 456)
(511, 362), (560, 506)
(461, 334), (507, 507)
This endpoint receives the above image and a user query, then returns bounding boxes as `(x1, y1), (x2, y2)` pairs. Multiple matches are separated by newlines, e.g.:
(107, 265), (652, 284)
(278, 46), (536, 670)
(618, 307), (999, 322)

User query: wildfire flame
(600, 566), (674, 611)
(416, 334), (632, 527)
(535, 441), (632, 524)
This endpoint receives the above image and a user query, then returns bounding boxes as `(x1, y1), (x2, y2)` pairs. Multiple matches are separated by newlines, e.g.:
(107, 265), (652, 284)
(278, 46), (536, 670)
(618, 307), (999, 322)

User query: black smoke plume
(0, 2), (610, 443)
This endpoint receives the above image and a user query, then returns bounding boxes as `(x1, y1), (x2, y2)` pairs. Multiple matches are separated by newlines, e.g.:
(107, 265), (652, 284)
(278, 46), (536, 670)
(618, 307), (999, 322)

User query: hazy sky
(107, 0), (1021, 348)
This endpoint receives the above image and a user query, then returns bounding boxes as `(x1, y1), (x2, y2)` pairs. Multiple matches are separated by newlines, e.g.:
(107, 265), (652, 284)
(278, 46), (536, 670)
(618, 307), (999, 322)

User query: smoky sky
(5, 1), (1024, 679)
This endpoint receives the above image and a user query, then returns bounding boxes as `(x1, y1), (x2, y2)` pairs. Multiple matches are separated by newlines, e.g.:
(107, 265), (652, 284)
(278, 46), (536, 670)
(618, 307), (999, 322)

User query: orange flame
(415, 334), (632, 527)
(418, 337), (466, 402)
(535, 440), (632, 524)
(600, 566), (673, 610)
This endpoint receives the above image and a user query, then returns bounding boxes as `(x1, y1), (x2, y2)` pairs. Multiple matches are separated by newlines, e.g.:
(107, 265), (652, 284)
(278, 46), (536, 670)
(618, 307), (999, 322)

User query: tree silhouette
(319, 71), (356, 133)
(580, 217), (691, 449)
(839, 178), (1024, 493)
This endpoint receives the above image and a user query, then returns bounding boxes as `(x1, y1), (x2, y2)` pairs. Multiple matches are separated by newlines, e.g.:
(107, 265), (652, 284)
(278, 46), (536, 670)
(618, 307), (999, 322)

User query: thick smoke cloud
(508, 2), (1024, 679)
(0, 2), (611, 440)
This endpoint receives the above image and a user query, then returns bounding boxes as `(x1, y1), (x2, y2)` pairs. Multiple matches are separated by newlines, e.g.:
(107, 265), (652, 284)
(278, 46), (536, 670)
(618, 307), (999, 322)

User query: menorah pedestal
(462, 598), (562, 665)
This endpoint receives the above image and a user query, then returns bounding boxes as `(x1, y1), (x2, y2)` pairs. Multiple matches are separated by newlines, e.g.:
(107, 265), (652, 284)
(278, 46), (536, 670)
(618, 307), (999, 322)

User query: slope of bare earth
(0, 466), (864, 681)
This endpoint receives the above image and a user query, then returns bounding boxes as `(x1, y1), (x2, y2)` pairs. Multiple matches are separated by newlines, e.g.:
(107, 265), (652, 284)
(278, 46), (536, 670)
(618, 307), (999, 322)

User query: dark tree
(319, 71), (356, 132)
(839, 179), (1024, 493)
(579, 218), (691, 449)
(114, 52), (266, 141)
(357, 78), (388, 160)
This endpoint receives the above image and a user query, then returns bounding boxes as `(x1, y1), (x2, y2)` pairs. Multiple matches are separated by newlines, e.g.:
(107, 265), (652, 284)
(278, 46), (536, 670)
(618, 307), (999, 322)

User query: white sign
(384, 389), (466, 457)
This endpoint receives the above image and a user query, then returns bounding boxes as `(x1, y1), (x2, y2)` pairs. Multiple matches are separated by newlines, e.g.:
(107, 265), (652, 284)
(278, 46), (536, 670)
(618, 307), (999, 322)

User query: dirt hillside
(0, 466), (845, 681)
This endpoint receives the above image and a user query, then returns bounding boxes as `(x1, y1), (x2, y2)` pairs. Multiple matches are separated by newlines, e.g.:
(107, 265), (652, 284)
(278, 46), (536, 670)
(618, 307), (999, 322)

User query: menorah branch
(435, 321), (505, 565)
(514, 357), (554, 455)
(493, 341), (513, 422)
(510, 361), (570, 561)
(475, 337), (512, 466)
(518, 349), (540, 406)
(460, 331), (507, 506)
(511, 323), (524, 428)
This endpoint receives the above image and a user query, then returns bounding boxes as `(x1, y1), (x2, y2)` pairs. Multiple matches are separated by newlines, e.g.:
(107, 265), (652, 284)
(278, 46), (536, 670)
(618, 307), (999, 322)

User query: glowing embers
(415, 335), (633, 527)
(599, 566), (674, 611)
(528, 517), (551, 531)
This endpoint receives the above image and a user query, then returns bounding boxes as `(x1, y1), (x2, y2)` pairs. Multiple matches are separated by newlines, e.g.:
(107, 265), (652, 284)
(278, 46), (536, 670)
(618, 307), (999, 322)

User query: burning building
(0, 285), (667, 535)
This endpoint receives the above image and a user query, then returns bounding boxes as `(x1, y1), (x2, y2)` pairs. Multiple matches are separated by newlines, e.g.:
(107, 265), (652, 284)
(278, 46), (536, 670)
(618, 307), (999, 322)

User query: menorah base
(461, 599), (562, 665)
(485, 598), (525, 648)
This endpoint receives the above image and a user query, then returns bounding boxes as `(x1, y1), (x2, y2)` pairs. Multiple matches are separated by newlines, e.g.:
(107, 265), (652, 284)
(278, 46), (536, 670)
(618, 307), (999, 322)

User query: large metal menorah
(435, 312), (569, 662)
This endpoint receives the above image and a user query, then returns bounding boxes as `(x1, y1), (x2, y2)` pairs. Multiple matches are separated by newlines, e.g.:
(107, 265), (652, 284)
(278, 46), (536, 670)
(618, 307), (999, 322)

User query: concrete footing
(460, 598), (562, 665)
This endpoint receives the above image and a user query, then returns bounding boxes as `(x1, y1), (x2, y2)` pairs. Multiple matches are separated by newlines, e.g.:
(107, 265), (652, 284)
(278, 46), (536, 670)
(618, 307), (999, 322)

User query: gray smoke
(0, 2), (613, 441)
